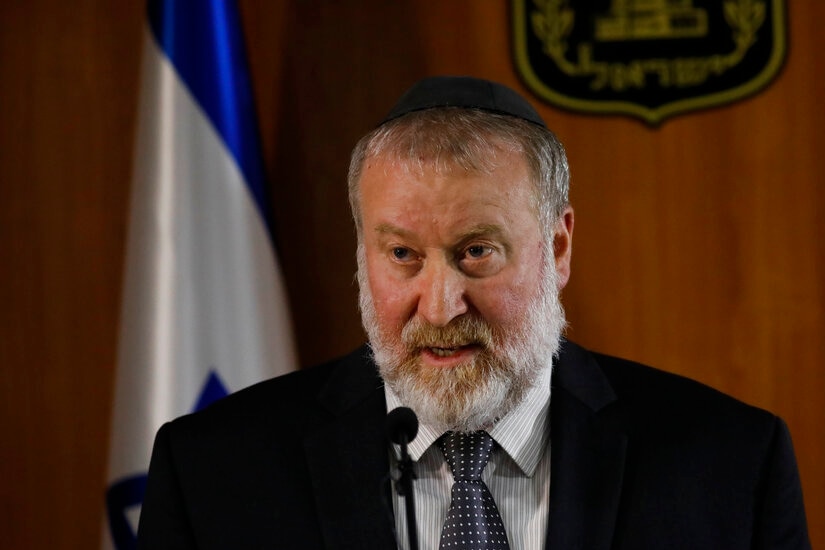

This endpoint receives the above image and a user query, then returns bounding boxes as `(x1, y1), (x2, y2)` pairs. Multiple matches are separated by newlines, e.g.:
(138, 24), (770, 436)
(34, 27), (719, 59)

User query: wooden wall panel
(1, 1), (821, 547)
(0, 1), (143, 547)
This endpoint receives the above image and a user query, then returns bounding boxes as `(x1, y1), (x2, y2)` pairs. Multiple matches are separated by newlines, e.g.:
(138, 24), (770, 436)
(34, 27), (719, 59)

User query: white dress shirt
(386, 364), (553, 550)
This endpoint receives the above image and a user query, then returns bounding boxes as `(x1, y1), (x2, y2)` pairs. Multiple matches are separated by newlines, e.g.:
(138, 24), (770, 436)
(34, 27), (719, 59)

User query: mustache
(401, 315), (495, 350)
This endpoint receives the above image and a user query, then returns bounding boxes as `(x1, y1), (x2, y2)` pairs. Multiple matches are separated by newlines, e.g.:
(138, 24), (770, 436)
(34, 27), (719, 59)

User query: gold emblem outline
(512, 0), (787, 125)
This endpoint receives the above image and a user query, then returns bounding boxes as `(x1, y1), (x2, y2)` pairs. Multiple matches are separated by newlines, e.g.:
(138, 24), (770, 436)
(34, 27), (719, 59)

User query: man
(138, 77), (811, 549)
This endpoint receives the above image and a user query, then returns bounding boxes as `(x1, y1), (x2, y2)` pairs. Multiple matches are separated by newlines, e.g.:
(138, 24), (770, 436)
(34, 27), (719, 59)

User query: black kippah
(381, 76), (547, 128)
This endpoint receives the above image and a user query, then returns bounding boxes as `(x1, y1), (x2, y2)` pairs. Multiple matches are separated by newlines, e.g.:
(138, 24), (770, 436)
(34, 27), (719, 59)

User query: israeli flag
(103, 1), (297, 548)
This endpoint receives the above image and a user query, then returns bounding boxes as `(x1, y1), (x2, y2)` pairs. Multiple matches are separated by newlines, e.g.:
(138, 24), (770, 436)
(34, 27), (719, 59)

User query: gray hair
(347, 107), (570, 240)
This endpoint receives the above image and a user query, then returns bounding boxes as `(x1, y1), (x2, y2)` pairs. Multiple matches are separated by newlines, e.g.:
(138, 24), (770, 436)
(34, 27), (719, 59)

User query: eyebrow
(459, 224), (505, 240)
(374, 223), (414, 238)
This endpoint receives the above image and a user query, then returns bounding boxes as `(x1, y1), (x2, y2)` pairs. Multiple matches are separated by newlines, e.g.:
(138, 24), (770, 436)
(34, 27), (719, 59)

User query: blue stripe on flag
(146, 0), (272, 233)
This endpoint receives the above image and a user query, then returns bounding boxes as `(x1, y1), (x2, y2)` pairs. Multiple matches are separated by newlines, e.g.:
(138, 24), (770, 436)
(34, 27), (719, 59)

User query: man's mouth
(422, 343), (481, 358)
(429, 346), (459, 357)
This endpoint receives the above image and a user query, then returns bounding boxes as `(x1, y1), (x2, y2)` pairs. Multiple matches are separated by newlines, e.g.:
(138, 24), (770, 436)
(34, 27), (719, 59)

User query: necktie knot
(438, 431), (495, 482)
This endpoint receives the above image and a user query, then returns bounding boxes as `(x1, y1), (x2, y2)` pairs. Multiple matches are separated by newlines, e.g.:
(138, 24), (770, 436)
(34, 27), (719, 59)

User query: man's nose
(416, 260), (468, 327)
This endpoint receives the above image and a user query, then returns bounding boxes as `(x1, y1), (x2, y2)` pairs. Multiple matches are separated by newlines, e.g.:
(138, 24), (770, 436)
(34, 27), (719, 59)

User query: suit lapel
(298, 342), (627, 549)
(545, 342), (628, 550)
(302, 347), (397, 549)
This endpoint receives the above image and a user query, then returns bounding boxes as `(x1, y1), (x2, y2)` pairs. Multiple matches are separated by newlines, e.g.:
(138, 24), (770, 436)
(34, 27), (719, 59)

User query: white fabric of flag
(104, 2), (297, 548)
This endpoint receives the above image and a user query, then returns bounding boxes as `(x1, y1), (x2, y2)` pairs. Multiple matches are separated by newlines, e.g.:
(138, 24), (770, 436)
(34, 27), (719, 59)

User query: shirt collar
(488, 364), (552, 476)
(384, 362), (552, 476)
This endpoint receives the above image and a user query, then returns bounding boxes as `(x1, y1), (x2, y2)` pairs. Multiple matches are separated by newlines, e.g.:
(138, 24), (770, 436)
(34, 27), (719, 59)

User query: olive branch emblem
(530, 0), (767, 91)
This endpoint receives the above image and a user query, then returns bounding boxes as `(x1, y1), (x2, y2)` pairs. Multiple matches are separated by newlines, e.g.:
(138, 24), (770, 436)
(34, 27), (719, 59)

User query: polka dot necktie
(437, 431), (511, 549)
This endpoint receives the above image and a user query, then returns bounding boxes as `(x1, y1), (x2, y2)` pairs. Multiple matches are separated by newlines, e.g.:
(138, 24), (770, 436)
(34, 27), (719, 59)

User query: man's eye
(392, 247), (411, 260)
(465, 245), (491, 259)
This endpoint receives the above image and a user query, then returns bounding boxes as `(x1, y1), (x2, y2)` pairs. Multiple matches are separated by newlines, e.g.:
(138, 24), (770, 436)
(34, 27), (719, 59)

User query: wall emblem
(513, 0), (787, 124)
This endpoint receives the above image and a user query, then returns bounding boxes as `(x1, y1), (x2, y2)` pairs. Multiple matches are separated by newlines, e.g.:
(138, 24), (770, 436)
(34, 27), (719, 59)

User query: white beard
(357, 242), (566, 432)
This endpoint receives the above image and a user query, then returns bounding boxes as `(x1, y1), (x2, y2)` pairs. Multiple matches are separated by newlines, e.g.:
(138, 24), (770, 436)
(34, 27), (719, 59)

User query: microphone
(387, 406), (419, 449)
(386, 407), (419, 550)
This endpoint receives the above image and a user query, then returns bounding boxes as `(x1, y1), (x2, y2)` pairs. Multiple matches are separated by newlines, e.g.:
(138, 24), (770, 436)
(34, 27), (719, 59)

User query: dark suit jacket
(137, 341), (811, 549)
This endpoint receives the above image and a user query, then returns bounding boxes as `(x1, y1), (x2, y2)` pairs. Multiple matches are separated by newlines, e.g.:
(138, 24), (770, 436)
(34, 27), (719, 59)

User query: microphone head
(386, 407), (419, 445)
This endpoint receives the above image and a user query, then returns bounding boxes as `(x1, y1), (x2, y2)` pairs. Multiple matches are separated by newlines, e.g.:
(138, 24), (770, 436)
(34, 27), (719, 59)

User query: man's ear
(553, 206), (574, 290)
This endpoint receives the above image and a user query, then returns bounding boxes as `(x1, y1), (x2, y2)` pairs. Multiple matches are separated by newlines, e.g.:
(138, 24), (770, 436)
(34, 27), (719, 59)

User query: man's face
(357, 148), (572, 432)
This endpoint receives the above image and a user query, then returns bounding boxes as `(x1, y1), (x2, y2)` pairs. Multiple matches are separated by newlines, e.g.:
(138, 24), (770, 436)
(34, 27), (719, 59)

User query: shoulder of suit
(165, 344), (377, 436)
(563, 340), (778, 436)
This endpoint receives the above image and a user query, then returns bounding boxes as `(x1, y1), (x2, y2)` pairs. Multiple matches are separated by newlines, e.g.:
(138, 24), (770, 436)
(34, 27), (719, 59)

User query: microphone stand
(395, 434), (419, 550)
(387, 407), (419, 550)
